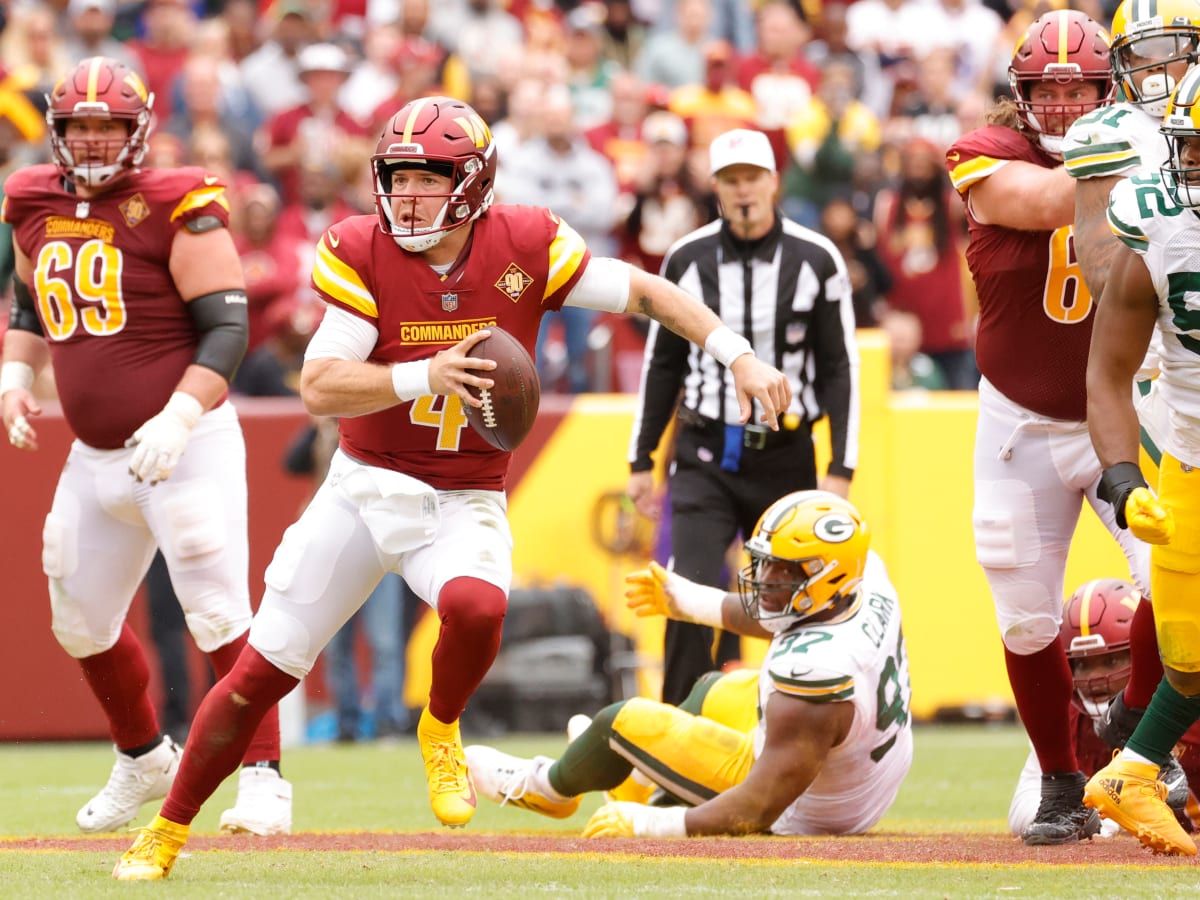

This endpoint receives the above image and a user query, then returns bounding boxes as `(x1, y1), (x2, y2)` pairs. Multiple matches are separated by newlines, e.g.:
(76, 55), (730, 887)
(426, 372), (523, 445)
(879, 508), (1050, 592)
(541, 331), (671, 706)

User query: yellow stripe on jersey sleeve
(768, 671), (855, 702)
(948, 155), (1010, 194)
(0, 194), (8, 224)
(169, 186), (230, 221)
(313, 235), (378, 319)
(545, 215), (589, 300)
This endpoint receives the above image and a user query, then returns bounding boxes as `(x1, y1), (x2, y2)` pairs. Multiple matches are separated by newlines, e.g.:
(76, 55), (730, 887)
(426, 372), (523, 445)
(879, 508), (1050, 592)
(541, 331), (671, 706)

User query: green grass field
(0, 724), (1195, 897)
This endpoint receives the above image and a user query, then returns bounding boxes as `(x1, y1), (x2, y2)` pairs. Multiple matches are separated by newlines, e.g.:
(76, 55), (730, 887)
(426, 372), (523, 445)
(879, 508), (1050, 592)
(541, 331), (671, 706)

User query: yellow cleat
(112, 814), (189, 881)
(1084, 756), (1197, 856)
(417, 707), (476, 827)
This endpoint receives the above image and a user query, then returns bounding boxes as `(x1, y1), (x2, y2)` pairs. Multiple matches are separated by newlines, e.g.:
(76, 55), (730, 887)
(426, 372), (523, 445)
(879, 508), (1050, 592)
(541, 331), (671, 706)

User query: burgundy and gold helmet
(1060, 578), (1140, 718)
(372, 96), (497, 251)
(1009, 10), (1113, 150)
(46, 56), (154, 188)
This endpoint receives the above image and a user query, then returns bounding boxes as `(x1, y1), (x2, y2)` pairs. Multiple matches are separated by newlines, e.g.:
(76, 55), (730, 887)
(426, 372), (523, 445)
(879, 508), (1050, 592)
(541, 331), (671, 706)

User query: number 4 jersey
(946, 125), (1092, 420)
(757, 550), (913, 835)
(1108, 171), (1200, 465)
(2, 165), (231, 449)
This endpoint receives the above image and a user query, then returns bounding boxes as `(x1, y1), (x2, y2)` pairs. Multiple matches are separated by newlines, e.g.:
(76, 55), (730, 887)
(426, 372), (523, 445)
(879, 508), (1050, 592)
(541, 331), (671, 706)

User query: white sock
(1120, 748), (1156, 767)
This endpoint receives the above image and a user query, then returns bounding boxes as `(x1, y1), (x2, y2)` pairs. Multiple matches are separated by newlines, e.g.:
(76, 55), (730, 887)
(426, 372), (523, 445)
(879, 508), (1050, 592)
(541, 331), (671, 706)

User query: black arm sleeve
(8, 278), (44, 336)
(186, 289), (249, 381)
(811, 258), (858, 480)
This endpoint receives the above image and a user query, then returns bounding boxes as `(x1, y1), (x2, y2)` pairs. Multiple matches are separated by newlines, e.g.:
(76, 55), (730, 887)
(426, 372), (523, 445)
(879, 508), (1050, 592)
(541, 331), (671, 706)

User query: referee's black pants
(661, 419), (816, 706)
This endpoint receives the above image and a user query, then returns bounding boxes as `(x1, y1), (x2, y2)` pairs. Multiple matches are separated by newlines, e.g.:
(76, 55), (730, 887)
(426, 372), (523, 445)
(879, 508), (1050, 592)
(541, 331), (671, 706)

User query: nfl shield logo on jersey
(441, 292), (458, 312)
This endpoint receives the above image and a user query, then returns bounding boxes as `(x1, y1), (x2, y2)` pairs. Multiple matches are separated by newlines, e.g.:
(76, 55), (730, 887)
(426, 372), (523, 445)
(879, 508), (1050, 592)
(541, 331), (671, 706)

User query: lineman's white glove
(582, 801), (687, 838)
(126, 392), (204, 484)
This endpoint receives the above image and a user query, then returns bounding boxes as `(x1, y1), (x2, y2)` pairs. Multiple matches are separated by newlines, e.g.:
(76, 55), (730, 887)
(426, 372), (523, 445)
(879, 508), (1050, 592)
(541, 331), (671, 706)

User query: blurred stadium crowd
(0, 0), (1122, 394)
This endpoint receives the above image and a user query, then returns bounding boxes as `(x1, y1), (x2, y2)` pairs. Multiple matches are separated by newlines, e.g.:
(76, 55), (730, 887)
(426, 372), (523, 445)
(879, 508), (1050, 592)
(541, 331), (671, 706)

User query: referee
(627, 128), (860, 705)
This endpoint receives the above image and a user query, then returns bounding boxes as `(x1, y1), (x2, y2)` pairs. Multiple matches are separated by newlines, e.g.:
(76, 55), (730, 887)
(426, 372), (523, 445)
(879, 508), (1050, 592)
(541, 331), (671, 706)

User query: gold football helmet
(738, 491), (870, 634)
(1162, 64), (1200, 206)
(1110, 0), (1200, 115)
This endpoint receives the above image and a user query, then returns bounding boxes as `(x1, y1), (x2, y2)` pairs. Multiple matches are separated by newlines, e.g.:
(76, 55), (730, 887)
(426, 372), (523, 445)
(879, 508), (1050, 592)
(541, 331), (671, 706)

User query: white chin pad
(1140, 72), (1176, 116)
(1038, 134), (1064, 158)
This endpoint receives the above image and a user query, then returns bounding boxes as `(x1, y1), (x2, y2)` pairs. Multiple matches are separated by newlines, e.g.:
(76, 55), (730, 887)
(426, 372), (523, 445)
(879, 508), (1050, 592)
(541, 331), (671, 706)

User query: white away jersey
(755, 551), (913, 835)
(1108, 171), (1200, 465)
(1062, 102), (1166, 180)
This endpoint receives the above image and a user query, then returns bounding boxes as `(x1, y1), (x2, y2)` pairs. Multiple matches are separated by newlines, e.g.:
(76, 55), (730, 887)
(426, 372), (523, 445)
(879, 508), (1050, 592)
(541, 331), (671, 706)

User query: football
(463, 326), (540, 451)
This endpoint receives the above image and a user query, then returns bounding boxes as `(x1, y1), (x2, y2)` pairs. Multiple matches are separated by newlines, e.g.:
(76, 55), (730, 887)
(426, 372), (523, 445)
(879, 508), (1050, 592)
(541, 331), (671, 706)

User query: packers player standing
(1084, 64), (1200, 856)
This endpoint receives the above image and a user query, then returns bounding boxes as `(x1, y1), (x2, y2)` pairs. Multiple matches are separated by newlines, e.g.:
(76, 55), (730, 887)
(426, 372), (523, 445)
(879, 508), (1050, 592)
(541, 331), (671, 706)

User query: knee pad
(160, 482), (226, 571)
(989, 577), (1061, 655)
(249, 603), (318, 680)
(49, 578), (117, 658)
(183, 598), (253, 653)
(974, 481), (1038, 569)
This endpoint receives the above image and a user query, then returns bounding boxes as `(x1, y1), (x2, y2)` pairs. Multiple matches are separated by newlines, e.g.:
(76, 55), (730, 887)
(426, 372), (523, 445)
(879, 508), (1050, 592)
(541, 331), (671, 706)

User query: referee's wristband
(390, 360), (432, 401)
(0, 361), (35, 398)
(704, 325), (754, 368)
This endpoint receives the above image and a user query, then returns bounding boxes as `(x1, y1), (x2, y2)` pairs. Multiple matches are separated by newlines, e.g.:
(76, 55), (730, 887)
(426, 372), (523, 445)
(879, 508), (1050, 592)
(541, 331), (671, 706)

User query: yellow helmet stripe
(86, 57), (103, 103)
(1077, 580), (1099, 638)
(400, 97), (430, 144)
(1058, 9), (1070, 62)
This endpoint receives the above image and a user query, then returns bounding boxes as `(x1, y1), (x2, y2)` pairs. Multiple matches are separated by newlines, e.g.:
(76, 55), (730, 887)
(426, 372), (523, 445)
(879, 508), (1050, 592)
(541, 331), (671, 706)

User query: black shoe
(1095, 693), (1146, 750)
(1021, 771), (1102, 845)
(1159, 756), (1195, 833)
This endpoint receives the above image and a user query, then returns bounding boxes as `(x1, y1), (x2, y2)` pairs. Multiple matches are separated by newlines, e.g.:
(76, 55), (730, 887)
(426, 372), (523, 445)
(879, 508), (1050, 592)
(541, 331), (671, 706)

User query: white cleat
(76, 736), (181, 834)
(219, 766), (293, 835)
(464, 745), (581, 819)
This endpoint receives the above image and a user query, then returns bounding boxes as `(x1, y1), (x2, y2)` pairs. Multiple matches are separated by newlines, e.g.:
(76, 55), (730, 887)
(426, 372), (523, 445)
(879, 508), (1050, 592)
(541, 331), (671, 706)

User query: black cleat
(1022, 771), (1102, 845)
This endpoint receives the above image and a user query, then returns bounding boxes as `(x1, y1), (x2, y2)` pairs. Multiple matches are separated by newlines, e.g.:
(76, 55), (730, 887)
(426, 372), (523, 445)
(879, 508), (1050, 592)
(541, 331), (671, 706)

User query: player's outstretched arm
(968, 160), (1075, 231)
(624, 562), (773, 640)
(625, 267), (791, 428)
(1, 244), (48, 451)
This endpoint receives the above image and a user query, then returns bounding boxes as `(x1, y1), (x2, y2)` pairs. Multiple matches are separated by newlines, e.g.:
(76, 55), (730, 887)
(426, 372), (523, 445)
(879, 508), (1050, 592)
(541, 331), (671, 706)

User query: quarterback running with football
(113, 95), (791, 880)
(1083, 64), (1200, 856)
(467, 491), (913, 839)
(0, 58), (290, 836)
(944, 10), (1150, 845)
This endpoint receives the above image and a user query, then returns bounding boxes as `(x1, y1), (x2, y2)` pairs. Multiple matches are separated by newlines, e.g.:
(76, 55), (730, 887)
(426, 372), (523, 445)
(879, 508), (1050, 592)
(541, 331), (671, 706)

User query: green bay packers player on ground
(1060, 0), (1200, 757)
(1084, 64), (1200, 856)
(466, 491), (913, 838)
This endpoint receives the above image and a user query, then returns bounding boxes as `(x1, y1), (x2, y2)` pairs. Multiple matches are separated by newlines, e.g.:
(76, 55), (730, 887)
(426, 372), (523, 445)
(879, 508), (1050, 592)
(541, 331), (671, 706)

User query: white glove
(126, 392), (204, 484)
(582, 801), (687, 838)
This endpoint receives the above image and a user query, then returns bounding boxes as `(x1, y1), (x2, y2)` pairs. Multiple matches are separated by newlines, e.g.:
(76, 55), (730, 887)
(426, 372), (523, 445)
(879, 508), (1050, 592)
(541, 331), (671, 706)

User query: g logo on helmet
(814, 513), (856, 543)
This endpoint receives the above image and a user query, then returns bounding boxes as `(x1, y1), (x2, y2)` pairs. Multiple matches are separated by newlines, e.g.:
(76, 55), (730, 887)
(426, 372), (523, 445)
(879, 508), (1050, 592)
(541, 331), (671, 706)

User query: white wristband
(638, 805), (689, 838)
(0, 361), (35, 398)
(391, 360), (432, 401)
(704, 325), (754, 368)
(165, 391), (204, 427)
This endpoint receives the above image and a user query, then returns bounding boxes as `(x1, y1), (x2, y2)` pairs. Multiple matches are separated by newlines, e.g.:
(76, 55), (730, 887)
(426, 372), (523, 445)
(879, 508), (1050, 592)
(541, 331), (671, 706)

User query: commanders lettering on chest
(45, 217), (115, 243)
(861, 593), (896, 649)
(400, 317), (498, 345)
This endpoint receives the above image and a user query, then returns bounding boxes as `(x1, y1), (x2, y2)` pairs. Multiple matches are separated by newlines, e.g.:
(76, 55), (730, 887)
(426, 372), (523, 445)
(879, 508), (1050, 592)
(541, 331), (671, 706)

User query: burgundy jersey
(946, 125), (1092, 420)
(2, 165), (232, 448)
(310, 205), (590, 491)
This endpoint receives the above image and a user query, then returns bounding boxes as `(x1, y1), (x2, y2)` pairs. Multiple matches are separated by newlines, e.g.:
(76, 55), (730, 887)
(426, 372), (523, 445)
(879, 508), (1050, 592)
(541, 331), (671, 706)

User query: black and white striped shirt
(628, 213), (860, 478)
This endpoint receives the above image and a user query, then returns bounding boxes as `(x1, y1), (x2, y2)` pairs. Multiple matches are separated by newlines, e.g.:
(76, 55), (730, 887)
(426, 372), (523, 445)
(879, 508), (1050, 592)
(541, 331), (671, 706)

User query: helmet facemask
(1065, 641), (1133, 719)
(372, 146), (495, 252)
(1113, 28), (1200, 116)
(47, 98), (154, 189)
(738, 550), (855, 634)
(1162, 66), (1200, 207)
(1059, 578), (1139, 719)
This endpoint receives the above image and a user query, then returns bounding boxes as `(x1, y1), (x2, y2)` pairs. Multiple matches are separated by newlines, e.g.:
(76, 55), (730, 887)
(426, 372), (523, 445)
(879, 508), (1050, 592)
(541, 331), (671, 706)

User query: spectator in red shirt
(126, 0), (196, 123)
(231, 183), (305, 354)
(262, 42), (370, 207)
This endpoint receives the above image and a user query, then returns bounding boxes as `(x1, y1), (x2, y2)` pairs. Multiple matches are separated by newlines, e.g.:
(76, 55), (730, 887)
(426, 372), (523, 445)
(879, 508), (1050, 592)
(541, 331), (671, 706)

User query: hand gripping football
(463, 326), (540, 451)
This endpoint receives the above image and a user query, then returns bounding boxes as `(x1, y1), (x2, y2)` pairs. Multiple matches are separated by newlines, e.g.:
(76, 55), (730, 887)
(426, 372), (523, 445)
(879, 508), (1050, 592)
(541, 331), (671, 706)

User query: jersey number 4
(35, 239), (127, 340)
